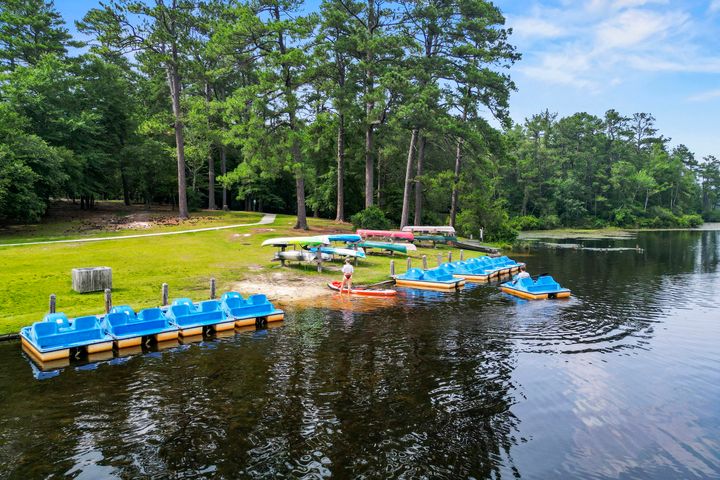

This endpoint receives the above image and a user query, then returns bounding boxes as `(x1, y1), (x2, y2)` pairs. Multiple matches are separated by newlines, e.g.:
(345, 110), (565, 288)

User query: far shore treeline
(0, 0), (718, 240)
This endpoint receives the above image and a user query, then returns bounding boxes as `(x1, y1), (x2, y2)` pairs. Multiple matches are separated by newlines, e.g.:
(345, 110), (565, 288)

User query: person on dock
(513, 265), (530, 284)
(341, 258), (354, 293)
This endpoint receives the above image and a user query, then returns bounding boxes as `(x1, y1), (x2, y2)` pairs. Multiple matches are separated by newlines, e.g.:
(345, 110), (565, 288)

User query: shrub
(613, 206), (638, 227)
(539, 214), (561, 229)
(350, 206), (392, 230)
(509, 215), (540, 231)
(703, 210), (720, 222)
(677, 214), (703, 228)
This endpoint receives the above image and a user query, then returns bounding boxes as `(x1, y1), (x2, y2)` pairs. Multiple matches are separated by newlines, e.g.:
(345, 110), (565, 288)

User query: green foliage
(509, 215), (540, 231)
(350, 206), (392, 230)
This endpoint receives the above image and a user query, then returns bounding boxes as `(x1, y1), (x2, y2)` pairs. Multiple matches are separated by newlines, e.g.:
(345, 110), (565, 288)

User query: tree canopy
(0, 0), (715, 236)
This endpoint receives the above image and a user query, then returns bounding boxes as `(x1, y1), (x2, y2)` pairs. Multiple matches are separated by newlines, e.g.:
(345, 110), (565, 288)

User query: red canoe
(327, 281), (397, 297)
(356, 229), (415, 241)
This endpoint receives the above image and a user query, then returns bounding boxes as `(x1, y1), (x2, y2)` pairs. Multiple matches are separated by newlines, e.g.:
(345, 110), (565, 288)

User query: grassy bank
(0, 210), (476, 335)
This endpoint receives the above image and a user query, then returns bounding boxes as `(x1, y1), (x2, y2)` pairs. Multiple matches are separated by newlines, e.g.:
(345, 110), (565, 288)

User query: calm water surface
(1, 230), (719, 479)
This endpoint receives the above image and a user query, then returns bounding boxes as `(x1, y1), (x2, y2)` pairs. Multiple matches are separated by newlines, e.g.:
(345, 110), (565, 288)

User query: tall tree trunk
(168, 61), (188, 219)
(205, 82), (216, 210)
(413, 134), (425, 225)
(294, 170), (308, 230)
(450, 136), (463, 227)
(208, 150), (216, 210)
(120, 159), (131, 206)
(364, 0), (375, 209)
(365, 125), (374, 208)
(221, 145), (228, 210)
(400, 128), (419, 228)
(335, 113), (345, 222)
(450, 106), (467, 228)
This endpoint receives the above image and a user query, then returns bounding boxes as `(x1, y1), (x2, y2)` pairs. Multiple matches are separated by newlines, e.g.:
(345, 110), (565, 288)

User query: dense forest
(0, 0), (718, 240)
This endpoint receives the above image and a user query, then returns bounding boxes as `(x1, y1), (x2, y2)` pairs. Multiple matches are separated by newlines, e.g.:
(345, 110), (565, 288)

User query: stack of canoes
(20, 292), (284, 364)
(355, 229), (417, 255)
(262, 234), (366, 261)
(401, 225), (457, 245)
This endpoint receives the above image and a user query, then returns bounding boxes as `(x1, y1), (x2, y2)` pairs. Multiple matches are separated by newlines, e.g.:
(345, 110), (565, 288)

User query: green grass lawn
(0, 211), (474, 335)
(0, 208), (264, 244)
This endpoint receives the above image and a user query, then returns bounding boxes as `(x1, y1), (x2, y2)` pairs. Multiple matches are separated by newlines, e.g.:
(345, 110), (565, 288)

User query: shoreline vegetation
(1, 1), (718, 247)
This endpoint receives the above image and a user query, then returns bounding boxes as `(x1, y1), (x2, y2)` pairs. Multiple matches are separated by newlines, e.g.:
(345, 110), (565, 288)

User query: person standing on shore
(341, 258), (354, 293)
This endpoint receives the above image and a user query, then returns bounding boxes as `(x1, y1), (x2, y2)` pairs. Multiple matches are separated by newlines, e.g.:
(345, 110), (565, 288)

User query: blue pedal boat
(493, 256), (526, 274)
(101, 305), (179, 348)
(395, 268), (465, 290)
(465, 257), (503, 277)
(164, 298), (232, 336)
(20, 313), (114, 362)
(440, 261), (496, 283)
(221, 292), (284, 327)
(500, 275), (571, 300)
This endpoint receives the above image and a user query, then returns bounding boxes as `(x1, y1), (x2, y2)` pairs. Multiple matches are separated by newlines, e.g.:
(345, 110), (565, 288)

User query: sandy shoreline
(230, 271), (401, 312)
(230, 272), (331, 306)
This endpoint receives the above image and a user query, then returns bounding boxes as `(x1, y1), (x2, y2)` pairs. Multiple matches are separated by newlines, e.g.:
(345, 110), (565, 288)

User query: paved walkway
(0, 213), (277, 248)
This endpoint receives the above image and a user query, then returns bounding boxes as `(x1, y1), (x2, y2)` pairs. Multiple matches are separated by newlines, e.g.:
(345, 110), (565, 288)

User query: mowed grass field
(0, 210), (471, 335)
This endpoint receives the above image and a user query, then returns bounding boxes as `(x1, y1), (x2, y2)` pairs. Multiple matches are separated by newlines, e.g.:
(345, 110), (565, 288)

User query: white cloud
(612, 0), (668, 8)
(509, 16), (567, 39)
(511, 1), (709, 91)
(687, 89), (720, 101)
(595, 9), (688, 49)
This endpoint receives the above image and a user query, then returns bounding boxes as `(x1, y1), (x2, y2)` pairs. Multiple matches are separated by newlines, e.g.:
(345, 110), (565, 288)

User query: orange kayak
(327, 281), (397, 297)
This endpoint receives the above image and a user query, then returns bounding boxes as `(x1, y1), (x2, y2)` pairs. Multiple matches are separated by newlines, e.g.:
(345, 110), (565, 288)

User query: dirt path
(0, 214), (276, 248)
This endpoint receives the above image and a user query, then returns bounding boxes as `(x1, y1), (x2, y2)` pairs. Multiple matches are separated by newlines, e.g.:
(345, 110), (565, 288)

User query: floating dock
(20, 289), (284, 369)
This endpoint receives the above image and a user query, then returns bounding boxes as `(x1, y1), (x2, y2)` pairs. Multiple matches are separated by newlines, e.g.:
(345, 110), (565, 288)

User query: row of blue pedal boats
(20, 292), (284, 363)
(394, 255), (571, 299)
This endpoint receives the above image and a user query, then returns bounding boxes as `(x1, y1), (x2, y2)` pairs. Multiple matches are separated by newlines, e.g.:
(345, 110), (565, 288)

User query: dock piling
(460, 250), (464, 261)
(162, 283), (169, 306)
(104, 289), (112, 314)
(390, 260), (395, 276)
(406, 257), (412, 271)
(422, 255), (427, 269)
(49, 294), (56, 314)
(448, 252), (453, 263)
(437, 253), (442, 267)
(210, 277), (216, 299)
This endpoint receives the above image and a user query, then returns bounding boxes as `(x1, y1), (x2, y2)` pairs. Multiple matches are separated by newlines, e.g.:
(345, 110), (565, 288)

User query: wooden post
(460, 250), (464, 261)
(162, 283), (169, 306)
(316, 250), (323, 273)
(210, 277), (216, 299)
(104, 288), (112, 314)
(448, 252), (453, 263)
(406, 257), (412, 271)
(437, 253), (442, 266)
(49, 294), (56, 314)
(280, 246), (286, 267)
(390, 260), (395, 276)
(422, 255), (427, 269)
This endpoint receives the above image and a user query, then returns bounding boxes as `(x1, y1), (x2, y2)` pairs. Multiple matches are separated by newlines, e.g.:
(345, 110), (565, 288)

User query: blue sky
(55, 0), (719, 159)
(495, 0), (720, 159)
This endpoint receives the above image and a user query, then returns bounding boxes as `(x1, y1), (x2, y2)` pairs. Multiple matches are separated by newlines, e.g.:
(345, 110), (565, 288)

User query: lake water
(1, 230), (719, 479)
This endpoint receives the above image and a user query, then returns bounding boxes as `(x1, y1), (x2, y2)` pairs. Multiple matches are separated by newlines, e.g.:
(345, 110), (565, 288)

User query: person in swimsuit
(341, 258), (354, 293)
(513, 265), (531, 284)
